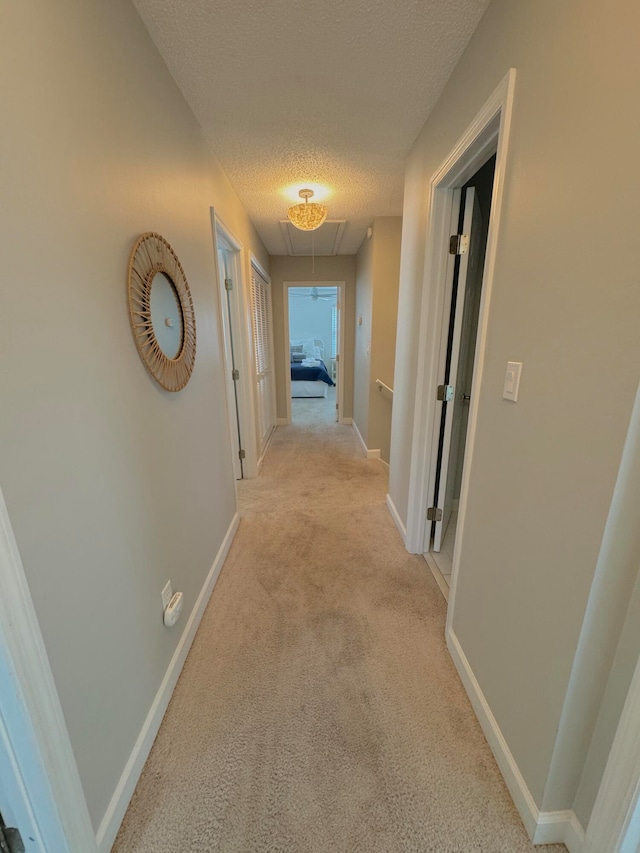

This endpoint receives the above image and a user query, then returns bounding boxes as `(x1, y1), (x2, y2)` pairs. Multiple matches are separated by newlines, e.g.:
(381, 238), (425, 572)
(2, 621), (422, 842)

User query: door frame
(210, 210), (259, 479)
(0, 484), (97, 852)
(282, 281), (345, 425)
(403, 68), (516, 626)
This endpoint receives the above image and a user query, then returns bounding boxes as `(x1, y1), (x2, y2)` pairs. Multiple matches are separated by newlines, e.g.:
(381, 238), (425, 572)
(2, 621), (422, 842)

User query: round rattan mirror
(127, 232), (196, 391)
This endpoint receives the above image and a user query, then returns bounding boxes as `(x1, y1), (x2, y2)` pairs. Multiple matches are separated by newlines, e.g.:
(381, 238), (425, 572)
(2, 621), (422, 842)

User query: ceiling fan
(308, 287), (330, 301)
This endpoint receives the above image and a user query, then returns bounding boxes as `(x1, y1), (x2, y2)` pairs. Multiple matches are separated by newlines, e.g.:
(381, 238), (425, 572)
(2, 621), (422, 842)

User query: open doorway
(283, 282), (345, 425)
(424, 156), (495, 597)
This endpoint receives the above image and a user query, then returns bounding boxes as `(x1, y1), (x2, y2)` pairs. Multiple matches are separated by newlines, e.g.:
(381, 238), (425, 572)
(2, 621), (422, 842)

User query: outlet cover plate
(161, 581), (173, 610)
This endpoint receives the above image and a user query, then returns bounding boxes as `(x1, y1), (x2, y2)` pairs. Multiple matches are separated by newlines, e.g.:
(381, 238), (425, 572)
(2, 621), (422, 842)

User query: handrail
(375, 378), (393, 400)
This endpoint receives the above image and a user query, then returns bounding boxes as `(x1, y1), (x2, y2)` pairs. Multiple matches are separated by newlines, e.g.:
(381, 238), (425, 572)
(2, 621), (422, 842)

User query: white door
(431, 187), (483, 551)
(332, 297), (340, 422)
(250, 264), (276, 463)
(217, 246), (245, 479)
(0, 486), (97, 853)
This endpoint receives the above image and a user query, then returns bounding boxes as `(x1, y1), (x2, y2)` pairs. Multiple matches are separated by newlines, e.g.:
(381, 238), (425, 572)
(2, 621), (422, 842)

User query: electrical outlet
(161, 581), (173, 610)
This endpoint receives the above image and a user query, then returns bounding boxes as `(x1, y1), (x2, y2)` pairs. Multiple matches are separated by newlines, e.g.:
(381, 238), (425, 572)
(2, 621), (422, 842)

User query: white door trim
(0, 485), (97, 851)
(282, 282), (345, 424)
(210, 210), (259, 479)
(404, 70), (517, 634)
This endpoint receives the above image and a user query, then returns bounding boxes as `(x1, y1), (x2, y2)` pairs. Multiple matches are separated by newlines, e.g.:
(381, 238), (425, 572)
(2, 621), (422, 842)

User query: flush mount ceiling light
(287, 189), (328, 231)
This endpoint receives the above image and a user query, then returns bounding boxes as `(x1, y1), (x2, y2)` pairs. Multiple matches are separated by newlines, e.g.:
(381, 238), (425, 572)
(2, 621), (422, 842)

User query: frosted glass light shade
(287, 189), (328, 231)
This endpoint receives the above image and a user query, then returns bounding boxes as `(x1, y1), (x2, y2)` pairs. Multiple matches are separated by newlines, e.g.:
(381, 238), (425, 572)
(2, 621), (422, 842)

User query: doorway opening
(424, 156), (495, 597)
(283, 282), (345, 426)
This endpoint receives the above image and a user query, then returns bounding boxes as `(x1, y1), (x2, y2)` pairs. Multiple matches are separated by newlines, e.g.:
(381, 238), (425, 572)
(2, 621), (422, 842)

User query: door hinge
(449, 234), (470, 255)
(232, 369), (240, 381)
(238, 449), (246, 460)
(427, 507), (443, 522)
(335, 403), (339, 410)
(437, 384), (455, 402)
(224, 278), (233, 291)
(0, 825), (25, 853)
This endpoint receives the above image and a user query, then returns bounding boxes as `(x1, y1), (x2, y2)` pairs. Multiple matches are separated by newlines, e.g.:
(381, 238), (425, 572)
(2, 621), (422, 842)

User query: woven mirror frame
(127, 232), (196, 392)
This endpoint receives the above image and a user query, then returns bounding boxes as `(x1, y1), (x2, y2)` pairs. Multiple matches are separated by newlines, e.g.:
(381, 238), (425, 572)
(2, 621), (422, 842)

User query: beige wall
(389, 0), (640, 824)
(1, 0), (267, 831)
(369, 218), (402, 462)
(354, 218), (402, 462)
(353, 235), (374, 442)
(270, 255), (356, 421)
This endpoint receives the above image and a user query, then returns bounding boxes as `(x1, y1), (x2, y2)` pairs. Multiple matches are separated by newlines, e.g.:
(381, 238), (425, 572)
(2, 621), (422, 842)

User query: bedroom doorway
(423, 156), (495, 597)
(283, 282), (345, 426)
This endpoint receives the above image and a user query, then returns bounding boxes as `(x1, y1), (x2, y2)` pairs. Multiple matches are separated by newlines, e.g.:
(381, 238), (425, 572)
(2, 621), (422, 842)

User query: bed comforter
(290, 360), (334, 386)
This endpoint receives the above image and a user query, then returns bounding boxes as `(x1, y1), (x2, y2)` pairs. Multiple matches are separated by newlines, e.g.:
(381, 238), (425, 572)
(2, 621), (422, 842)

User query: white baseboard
(377, 458), (389, 470)
(276, 418), (289, 426)
(533, 809), (584, 851)
(340, 417), (352, 425)
(351, 421), (381, 459)
(96, 513), (240, 853)
(385, 493), (407, 544)
(351, 420), (368, 456)
(446, 626), (584, 850)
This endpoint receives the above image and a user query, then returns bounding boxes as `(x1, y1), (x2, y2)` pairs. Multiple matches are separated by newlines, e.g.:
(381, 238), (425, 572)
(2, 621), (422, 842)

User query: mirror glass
(149, 272), (184, 359)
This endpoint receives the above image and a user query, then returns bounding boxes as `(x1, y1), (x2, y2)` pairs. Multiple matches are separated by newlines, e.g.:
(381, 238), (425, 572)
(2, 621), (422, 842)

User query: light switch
(503, 361), (523, 402)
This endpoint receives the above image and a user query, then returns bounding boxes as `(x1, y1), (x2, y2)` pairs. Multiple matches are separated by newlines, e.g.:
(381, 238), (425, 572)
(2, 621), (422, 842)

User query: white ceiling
(133, 0), (491, 255)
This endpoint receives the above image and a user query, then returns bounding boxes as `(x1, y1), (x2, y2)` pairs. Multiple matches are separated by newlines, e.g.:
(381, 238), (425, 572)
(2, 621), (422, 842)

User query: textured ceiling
(133, 0), (491, 255)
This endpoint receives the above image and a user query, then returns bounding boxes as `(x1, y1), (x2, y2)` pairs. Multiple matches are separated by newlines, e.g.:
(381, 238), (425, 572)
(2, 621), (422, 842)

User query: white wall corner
(386, 493), (407, 544)
(446, 626), (584, 849)
(95, 513), (240, 853)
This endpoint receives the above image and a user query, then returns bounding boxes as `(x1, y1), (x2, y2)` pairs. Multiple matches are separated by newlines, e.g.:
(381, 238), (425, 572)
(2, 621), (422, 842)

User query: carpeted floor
(113, 398), (566, 852)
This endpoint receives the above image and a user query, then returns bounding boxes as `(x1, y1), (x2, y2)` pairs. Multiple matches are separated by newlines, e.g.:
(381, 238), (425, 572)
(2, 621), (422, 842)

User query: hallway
(113, 412), (565, 852)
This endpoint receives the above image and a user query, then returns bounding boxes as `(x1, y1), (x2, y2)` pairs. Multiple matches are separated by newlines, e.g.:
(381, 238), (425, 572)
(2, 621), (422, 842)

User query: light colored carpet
(113, 397), (566, 852)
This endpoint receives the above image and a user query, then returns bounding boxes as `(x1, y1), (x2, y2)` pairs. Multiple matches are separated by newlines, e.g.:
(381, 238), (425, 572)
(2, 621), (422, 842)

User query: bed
(290, 339), (335, 398)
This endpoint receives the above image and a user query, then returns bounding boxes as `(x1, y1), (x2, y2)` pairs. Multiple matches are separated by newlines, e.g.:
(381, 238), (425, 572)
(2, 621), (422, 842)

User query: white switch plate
(503, 361), (523, 402)
(161, 580), (173, 610)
